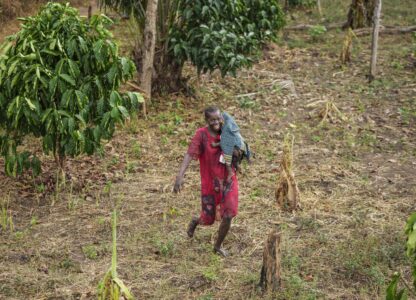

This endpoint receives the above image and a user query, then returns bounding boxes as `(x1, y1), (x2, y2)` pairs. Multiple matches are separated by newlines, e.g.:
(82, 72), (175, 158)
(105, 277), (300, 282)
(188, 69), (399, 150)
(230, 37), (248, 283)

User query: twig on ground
(235, 92), (259, 98)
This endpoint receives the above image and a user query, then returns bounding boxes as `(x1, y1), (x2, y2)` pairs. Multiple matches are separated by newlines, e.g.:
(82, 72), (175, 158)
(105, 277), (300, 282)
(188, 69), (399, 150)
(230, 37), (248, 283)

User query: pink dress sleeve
(187, 128), (204, 160)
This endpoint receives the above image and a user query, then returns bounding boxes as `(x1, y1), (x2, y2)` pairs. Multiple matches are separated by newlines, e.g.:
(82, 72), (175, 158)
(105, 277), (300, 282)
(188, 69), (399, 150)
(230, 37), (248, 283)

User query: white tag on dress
(219, 154), (225, 164)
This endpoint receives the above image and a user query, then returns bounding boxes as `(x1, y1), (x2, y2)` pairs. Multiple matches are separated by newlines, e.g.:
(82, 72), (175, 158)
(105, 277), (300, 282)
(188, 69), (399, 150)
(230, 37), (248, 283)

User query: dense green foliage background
(170, 0), (285, 76)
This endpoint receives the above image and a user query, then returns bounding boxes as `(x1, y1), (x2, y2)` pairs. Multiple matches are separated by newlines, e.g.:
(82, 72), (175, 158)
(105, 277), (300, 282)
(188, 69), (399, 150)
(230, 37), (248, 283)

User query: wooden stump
(275, 134), (300, 212)
(259, 227), (281, 291)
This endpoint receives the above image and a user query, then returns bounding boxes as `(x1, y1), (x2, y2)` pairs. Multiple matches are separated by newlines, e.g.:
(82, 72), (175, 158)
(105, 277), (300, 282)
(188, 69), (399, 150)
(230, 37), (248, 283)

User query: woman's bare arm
(174, 153), (193, 192)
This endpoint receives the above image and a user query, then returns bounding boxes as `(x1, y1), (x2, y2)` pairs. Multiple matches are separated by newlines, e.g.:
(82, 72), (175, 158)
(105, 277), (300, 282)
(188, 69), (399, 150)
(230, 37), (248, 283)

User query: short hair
(204, 106), (220, 119)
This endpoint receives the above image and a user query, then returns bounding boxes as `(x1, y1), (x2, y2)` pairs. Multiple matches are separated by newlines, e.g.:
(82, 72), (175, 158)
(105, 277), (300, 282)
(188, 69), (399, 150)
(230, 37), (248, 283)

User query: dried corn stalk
(275, 134), (300, 212)
(319, 100), (346, 125)
(340, 28), (356, 64)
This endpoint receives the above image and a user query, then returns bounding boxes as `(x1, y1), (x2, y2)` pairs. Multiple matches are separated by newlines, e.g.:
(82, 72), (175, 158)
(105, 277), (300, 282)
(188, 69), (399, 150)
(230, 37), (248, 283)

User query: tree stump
(259, 226), (281, 291)
(275, 134), (300, 212)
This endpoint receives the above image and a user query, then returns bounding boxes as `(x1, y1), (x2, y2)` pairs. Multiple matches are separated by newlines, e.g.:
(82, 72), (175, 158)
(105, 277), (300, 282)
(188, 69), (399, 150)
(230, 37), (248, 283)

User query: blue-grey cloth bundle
(220, 112), (250, 165)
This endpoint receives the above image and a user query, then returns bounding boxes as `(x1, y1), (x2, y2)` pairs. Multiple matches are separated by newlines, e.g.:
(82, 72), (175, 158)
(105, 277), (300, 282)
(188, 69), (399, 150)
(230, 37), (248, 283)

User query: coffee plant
(0, 3), (142, 176)
(169, 0), (285, 77)
(99, 0), (285, 88)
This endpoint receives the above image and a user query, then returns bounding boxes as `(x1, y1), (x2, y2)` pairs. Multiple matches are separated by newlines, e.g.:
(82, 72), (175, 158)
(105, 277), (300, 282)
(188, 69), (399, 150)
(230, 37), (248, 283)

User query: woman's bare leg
(214, 216), (232, 257)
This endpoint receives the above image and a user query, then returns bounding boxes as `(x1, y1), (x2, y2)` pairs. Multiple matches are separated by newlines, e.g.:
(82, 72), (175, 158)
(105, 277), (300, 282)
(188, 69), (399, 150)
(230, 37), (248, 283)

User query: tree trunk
(344, 0), (376, 29)
(134, 47), (187, 95)
(88, 4), (92, 20)
(153, 59), (187, 93)
(284, 0), (289, 12)
(316, 0), (322, 16)
(140, 0), (158, 104)
(259, 226), (281, 291)
(52, 133), (66, 182)
(369, 0), (382, 81)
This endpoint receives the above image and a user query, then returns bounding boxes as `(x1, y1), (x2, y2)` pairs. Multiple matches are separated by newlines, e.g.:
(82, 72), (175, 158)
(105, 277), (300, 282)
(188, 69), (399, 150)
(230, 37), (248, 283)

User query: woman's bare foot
(214, 247), (228, 257)
(187, 217), (199, 238)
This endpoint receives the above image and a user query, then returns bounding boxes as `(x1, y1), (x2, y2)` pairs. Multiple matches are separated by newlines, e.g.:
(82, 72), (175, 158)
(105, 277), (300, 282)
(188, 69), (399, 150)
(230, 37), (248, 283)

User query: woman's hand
(174, 153), (192, 193)
(174, 176), (184, 193)
(226, 173), (233, 184)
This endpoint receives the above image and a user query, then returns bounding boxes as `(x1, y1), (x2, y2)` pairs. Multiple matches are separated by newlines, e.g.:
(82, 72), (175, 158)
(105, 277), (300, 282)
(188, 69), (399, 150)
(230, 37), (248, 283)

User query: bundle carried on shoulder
(220, 112), (251, 171)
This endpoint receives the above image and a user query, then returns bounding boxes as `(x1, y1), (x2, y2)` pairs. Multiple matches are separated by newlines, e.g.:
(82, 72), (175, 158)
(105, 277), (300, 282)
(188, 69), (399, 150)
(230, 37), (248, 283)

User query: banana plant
(0, 3), (143, 177)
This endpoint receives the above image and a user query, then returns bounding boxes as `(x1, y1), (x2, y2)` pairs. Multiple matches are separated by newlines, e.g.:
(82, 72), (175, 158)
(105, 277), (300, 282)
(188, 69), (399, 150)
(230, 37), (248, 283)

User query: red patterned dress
(187, 127), (239, 225)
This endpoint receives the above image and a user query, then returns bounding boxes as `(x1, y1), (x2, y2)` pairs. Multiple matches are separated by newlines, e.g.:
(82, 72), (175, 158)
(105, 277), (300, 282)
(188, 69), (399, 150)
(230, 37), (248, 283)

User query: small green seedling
(97, 210), (134, 299)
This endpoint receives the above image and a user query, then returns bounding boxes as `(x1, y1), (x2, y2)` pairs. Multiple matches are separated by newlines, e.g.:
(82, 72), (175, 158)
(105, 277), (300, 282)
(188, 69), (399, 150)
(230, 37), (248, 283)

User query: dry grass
(1, 0), (416, 299)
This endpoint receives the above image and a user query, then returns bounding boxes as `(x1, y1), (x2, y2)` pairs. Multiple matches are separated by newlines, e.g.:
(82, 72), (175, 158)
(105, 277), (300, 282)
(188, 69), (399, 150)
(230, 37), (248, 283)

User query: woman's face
(206, 111), (222, 133)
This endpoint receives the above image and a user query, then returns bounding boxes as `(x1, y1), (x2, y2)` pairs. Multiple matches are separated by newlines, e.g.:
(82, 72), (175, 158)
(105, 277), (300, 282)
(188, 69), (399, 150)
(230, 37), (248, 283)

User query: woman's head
(204, 106), (222, 133)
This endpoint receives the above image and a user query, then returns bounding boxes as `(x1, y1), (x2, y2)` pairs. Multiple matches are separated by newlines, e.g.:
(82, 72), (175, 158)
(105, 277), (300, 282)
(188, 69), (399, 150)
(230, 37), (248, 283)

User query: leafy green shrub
(405, 213), (416, 287)
(169, 0), (285, 76)
(0, 3), (142, 176)
(386, 212), (416, 299)
(287, 0), (316, 8)
(308, 25), (327, 42)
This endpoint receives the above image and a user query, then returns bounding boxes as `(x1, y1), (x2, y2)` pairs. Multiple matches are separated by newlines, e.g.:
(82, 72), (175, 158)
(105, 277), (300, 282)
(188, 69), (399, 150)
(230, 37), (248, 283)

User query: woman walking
(174, 106), (239, 257)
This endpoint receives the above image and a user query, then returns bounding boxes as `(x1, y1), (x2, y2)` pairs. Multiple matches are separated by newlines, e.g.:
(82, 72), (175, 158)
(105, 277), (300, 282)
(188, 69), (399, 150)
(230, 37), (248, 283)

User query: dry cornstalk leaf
(319, 101), (347, 125)
(340, 28), (356, 64)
